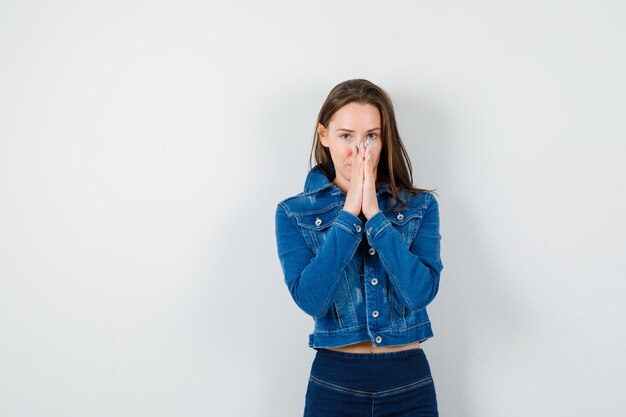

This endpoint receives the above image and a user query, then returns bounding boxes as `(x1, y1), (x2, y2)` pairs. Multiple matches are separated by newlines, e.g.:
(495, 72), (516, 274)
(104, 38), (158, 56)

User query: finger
(363, 141), (375, 189)
(351, 143), (357, 175)
(351, 141), (362, 190)
(358, 140), (363, 160)
(360, 143), (365, 185)
(362, 140), (370, 169)
(358, 140), (365, 158)
(362, 144), (378, 215)
(363, 146), (372, 182)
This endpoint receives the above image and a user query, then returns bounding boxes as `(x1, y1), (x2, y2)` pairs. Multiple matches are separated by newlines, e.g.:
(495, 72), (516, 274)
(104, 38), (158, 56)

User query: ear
(317, 122), (329, 147)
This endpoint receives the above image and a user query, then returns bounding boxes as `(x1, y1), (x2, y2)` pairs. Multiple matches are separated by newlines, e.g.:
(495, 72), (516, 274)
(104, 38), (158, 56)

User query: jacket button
(370, 278), (378, 285)
(396, 213), (404, 221)
(315, 217), (322, 226)
(372, 310), (379, 318)
(354, 224), (362, 233)
(368, 248), (376, 255)
(366, 227), (373, 235)
(375, 336), (382, 344)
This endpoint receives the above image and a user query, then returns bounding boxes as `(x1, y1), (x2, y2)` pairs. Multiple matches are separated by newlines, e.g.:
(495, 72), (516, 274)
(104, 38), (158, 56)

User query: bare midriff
(326, 340), (422, 354)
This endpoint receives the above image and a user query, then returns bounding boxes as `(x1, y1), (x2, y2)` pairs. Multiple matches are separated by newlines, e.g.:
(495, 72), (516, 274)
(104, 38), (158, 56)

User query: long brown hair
(309, 79), (436, 208)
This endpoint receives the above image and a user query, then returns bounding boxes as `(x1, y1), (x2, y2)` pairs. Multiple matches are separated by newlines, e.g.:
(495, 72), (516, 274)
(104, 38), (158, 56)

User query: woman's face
(317, 102), (382, 193)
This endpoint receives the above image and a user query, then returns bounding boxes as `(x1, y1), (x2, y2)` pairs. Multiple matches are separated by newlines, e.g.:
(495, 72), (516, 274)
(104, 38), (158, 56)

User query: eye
(339, 133), (351, 140)
(367, 133), (378, 140)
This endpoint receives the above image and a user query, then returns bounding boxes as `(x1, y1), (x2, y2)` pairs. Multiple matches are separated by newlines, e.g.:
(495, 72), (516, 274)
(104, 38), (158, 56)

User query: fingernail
(359, 142), (364, 151)
(368, 153), (371, 161)
(351, 145), (356, 153)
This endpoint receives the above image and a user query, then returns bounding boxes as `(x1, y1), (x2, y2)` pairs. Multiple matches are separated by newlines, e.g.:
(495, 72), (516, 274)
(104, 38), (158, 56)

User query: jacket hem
(308, 322), (433, 348)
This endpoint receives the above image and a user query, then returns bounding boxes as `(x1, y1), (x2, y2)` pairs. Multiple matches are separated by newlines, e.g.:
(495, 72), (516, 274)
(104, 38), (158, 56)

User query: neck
(332, 179), (348, 194)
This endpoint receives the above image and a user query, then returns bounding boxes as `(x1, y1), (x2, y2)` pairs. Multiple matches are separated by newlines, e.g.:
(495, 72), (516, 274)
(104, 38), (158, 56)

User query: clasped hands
(343, 139), (380, 221)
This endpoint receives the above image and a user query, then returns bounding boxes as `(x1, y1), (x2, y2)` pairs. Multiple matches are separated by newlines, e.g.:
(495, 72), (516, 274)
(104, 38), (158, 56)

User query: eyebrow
(336, 128), (381, 132)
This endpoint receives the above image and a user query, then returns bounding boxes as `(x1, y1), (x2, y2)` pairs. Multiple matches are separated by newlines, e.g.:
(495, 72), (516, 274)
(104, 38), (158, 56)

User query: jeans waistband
(310, 347), (432, 393)
(314, 347), (425, 360)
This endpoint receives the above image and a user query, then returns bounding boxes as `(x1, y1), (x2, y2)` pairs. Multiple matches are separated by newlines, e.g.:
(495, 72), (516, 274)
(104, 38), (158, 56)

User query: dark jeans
(303, 347), (438, 417)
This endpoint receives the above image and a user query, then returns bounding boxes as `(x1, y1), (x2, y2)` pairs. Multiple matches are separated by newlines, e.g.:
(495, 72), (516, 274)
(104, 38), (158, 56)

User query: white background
(1, 1), (625, 416)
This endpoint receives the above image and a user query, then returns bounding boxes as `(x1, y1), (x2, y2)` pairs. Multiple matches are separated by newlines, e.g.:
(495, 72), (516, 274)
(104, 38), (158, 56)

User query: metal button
(396, 213), (404, 221)
(372, 310), (379, 318)
(315, 217), (322, 226)
(354, 224), (362, 233)
(375, 336), (382, 343)
(366, 227), (373, 236)
(370, 278), (378, 285)
(368, 248), (376, 255)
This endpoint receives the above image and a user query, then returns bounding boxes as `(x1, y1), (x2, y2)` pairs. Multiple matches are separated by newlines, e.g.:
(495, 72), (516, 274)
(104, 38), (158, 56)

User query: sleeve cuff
(334, 209), (364, 236)
(364, 210), (392, 242)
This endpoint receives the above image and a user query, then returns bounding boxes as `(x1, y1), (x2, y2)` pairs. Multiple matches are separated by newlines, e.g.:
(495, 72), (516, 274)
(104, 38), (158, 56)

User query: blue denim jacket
(275, 163), (443, 348)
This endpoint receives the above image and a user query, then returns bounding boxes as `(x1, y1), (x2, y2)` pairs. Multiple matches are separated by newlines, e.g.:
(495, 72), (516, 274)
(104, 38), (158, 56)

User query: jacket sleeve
(364, 192), (444, 311)
(275, 203), (363, 317)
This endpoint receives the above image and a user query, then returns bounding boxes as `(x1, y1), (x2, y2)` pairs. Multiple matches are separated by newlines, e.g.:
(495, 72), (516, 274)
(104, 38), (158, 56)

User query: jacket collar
(303, 163), (335, 194)
(304, 163), (393, 196)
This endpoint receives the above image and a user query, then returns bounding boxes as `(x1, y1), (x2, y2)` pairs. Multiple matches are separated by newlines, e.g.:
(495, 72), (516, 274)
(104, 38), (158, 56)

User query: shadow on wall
(432, 203), (516, 417)
(396, 93), (472, 416)
(399, 94), (522, 416)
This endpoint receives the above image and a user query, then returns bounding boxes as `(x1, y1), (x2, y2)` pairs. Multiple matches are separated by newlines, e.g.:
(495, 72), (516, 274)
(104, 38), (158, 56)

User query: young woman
(275, 79), (443, 416)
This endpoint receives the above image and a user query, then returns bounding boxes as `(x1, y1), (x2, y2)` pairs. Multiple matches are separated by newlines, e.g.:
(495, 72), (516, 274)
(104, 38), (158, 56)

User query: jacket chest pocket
(384, 207), (425, 246)
(294, 206), (340, 253)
